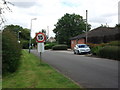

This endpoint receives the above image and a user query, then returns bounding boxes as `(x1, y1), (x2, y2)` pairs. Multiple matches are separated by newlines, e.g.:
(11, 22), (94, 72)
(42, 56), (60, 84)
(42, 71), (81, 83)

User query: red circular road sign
(35, 33), (46, 43)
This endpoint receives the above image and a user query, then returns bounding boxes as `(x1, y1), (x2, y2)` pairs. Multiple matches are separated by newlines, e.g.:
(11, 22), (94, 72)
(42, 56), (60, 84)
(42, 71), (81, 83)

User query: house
(70, 27), (120, 49)
(47, 37), (56, 42)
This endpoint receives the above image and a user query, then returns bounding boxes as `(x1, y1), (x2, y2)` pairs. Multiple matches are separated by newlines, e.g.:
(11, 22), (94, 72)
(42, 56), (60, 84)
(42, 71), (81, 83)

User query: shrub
(87, 43), (106, 48)
(108, 41), (120, 46)
(98, 46), (120, 60)
(45, 43), (57, 50)
(2, 30), (22, 73)
(91, 46), (103, 55)
(52, 45), (67, 50)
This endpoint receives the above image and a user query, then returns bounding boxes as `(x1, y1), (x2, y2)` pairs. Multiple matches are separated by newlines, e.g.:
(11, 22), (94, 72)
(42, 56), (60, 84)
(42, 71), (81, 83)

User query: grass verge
(2, 50), (80, 88)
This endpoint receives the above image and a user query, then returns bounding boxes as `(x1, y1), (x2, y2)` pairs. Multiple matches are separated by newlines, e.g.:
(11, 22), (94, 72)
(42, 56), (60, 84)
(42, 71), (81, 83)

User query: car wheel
(74, 50), (76, 54)
(76, 50), (79, 55)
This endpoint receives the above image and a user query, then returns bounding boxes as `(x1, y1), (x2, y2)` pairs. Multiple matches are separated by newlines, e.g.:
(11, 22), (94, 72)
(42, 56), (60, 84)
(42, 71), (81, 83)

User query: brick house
(70, 27), (120, 49)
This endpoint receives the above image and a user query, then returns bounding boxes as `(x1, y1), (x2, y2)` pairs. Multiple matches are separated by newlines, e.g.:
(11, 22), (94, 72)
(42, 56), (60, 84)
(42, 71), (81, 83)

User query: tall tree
(53, 13), (91, 46)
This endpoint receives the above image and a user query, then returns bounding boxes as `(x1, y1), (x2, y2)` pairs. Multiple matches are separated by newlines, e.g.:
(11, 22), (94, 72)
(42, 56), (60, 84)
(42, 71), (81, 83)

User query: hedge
(98, 46), (120, 60)
(108, 41), (120, 46)
(91, 46), (103, 55)
(2, 30), (22, 73)
(45, 43), (57, 50)
(52, 45), (67, 50)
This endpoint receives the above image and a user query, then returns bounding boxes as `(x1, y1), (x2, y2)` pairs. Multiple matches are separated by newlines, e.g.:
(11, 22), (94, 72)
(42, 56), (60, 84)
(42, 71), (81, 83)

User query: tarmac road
(31, 49), (118, 88)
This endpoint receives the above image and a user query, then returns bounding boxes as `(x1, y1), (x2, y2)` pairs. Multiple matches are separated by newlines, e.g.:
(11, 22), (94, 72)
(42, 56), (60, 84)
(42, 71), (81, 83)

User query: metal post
(47, 26), (49, 39)
(40, 52), (42, 62)
(86, 10), (88, 44)
(18, 31), (21, 43)
(18, 31), (19, 42)
(29, 18), (37, 53)
(29, 19), (32, 53)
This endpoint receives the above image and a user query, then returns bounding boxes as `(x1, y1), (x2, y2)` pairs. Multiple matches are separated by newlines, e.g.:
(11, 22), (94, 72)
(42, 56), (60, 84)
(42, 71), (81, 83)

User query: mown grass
(2, 50), (80, 88)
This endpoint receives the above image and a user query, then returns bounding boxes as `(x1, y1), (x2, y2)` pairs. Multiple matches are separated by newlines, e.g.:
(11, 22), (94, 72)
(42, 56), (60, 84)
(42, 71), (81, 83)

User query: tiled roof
(70, 27), (120, 40)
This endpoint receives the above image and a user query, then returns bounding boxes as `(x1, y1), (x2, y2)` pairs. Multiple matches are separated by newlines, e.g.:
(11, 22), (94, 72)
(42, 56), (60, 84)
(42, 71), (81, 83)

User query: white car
(73, 44), (91, 54)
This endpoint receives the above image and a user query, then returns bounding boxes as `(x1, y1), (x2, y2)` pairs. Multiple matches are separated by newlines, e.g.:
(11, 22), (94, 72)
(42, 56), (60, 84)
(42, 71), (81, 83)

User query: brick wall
(71, 38), (85, 49)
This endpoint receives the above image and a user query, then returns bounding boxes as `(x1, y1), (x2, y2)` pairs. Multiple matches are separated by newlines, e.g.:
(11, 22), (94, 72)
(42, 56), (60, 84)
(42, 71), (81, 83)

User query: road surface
(31, 49), (118, 88)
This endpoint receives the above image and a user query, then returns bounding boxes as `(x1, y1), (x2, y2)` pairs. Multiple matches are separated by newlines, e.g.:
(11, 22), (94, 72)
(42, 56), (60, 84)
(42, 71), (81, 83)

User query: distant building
(48, 37), (56, 43)
(118, 1), (120, 24)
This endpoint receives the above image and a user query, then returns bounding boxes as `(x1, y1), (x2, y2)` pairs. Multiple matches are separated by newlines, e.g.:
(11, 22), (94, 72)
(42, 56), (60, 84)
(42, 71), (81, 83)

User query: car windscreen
(78, 45), (88, 48)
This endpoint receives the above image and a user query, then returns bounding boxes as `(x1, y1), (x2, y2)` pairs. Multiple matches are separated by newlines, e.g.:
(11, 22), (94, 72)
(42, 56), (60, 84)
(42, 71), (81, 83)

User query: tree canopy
(53, 13), (91, 46)
(3, 25), (30, 49)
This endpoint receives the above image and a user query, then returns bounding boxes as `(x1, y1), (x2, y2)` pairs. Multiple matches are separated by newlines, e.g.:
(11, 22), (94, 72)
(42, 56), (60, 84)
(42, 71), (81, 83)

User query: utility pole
(47, 26), (49, 39)
(86, 10), (88, 44)
(57, 32), (59, 44)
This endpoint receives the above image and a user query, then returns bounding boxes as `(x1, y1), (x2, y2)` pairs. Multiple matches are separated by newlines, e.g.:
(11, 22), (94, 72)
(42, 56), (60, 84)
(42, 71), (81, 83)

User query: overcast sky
(2, 0), (119, 38)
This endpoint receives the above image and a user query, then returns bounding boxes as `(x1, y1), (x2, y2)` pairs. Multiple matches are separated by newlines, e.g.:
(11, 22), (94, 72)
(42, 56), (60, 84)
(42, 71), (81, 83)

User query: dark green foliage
(2, 30), (22, 73)
(45, 43), (57, 50)
(21, 40), (29, 49)
(98, 46), (120, 60)
(108, 41), (120, 46)
(91, 46), (103, 55)
(52, 45), (67, 50)
(4, 25), (23, 34)
(88, 41), (120, 60)
(3, 25), (30, 49)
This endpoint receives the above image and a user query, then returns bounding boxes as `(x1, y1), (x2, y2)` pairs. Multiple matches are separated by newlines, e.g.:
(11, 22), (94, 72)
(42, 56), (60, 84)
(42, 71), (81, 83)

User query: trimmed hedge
(2, 30), (22, 73)
(45, 43), (57, 50)
(98, 46), (120, 60)
(108, 41), (120, 46)
(52, 45), (67, 50)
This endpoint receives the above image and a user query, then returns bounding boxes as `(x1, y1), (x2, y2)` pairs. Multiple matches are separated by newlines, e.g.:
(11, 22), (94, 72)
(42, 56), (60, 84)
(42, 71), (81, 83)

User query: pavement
(31, 49), (119, 88)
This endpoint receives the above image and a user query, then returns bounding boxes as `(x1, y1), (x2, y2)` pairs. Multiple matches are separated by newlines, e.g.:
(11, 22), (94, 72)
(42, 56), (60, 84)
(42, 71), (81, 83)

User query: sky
(1, 0), (119, 38)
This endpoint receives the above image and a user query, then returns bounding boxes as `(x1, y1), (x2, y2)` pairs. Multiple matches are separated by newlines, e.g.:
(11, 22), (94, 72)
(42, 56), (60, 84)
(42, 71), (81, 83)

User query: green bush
(2, 30), (22, 73)
(91, 46), (103, 55)
(52, 45), (67, 50)
(45, 43), (57, 50)
(98, 46), (120, 60)
(108, 41), (120, 46)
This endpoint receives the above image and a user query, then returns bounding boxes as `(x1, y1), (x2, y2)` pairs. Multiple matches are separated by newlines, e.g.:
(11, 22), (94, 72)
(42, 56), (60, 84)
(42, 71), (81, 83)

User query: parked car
(73, 44), (91, 54)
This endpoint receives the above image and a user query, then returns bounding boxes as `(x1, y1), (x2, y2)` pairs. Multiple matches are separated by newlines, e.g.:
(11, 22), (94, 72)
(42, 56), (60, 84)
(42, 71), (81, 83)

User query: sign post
(35, 33), (46, 63)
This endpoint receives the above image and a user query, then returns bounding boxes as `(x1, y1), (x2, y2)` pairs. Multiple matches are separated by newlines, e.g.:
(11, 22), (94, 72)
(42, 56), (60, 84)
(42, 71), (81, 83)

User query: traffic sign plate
(36, 33), (46, 43)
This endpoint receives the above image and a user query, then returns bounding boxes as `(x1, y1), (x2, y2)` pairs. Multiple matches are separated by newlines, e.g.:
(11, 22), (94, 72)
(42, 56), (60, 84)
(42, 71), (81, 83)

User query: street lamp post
(18, 31), (21, 43)
(29, 18), (37, 53)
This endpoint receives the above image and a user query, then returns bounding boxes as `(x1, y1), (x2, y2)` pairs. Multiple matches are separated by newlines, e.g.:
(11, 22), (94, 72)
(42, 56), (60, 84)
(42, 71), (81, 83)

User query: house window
(72, 41), (74, 44)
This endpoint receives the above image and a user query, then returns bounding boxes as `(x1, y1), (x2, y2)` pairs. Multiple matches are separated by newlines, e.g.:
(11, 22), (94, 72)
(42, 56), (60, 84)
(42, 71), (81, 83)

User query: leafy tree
(3, 25), (30, 49)
(3, 25), (23, 35)
(20, 28), (30, 41)
(53, 13), (91, 46)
